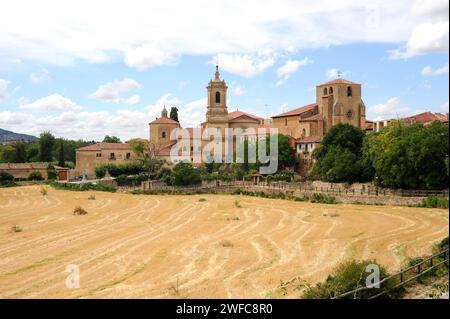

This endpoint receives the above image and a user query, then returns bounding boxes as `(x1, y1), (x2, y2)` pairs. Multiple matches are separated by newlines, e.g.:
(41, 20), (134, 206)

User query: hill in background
(0, 128), (38, 143)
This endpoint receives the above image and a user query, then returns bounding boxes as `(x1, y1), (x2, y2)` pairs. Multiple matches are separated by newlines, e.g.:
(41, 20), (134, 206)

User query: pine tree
(170, 107), (179, 122)
(58, 139), (65, 167)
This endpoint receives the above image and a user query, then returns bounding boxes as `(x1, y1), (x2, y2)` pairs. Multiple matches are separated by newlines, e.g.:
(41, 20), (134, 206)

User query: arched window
(324, 88), (328, 95)
(162, 131), (166, 138)
(329, 87), (333, 94)
(215, 92), (221, 104)
(302, 128), (306, 136)
(347, 86), (352, 97)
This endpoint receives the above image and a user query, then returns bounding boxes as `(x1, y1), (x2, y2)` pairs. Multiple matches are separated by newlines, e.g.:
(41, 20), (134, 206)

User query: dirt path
(0, 186), (448, 298)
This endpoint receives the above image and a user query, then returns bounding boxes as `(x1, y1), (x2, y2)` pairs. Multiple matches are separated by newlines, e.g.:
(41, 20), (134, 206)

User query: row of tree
(0, 133), (124, 167)
(312, 122), (449, 190)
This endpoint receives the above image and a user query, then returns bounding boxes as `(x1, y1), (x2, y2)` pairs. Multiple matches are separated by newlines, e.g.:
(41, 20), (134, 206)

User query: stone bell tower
(205, 64), (229, 134)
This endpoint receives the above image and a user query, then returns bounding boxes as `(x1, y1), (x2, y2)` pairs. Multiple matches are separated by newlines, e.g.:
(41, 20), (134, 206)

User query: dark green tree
(170, 107), (179, 122)
(364, 121), (448, 189)
(312, 124), (373, 183)
(13, 141), (27, 163)
(103, 135), (121, 143)
(168, 162), (201, 186)
(39, 132), (55, 162)
(58, 139), (65, 167)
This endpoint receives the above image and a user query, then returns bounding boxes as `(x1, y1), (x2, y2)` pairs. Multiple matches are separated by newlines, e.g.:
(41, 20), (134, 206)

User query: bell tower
(205, 64), (229, 133)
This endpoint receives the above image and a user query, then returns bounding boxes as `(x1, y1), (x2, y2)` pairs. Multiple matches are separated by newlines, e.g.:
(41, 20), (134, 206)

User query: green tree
(103, 135), (121, 143)
(170, 107), (179, 122)
(312, 124), (373, 183)
(168, 162), (201, 186)
(130, 139), (163, 179)
(39, 132), (55, 162)
(58, 139), (65, 167)
(364, 121), (448, 189)
(13, 141), (27, 163)
(0, 144), (17, 163)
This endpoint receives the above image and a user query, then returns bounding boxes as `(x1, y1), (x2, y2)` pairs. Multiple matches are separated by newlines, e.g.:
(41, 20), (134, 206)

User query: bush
(267, 170), (294, 182)
(115, 174), (148, 186)
(50, 181), (116, 193)
(417, 196), (449, 209)
(168, 162), (202, 186)
(310, 193), (337, 204)
(29, 171), (43, 181)
(73, 206), (88, 215)
(302, 260), (404, 299)
(102, 162), (145, 177)
(11, 225), (23, 233)
(0, 172), (15, 186)
(94, 165), (107, 179)
(0, 171), (14, 183)
(47, 164), (57, 180)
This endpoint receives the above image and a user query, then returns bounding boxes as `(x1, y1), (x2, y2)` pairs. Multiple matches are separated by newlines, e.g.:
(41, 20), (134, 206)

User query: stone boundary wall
(136, 182), (444, 206)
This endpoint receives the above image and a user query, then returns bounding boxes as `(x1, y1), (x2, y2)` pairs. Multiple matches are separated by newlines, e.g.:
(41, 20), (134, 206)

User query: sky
(0, 0), (448, 141)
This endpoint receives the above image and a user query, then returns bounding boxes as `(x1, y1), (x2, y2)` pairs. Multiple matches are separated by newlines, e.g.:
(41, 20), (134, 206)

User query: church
(149, 65), (367, 170)
(75, 65), (369, 178)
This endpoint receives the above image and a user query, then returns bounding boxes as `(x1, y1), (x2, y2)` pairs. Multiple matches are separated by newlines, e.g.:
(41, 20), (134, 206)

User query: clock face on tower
(346, 109), (354, 119)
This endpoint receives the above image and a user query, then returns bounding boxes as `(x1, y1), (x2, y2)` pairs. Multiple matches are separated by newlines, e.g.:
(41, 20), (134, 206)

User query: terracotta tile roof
(76, 142), (131, 151)
(149, 116), (180, 125)
(157, 143), (177, 156)
(296, 135), (323, 143)
(318, 78), (359, 86)
(403, 112), (448, 124)
(228, 110), (263, 122)
(272, 103), (318, 118)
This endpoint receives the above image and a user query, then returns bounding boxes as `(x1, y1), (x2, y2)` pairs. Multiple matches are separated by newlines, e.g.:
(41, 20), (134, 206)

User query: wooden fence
(333, 248), (449, 299)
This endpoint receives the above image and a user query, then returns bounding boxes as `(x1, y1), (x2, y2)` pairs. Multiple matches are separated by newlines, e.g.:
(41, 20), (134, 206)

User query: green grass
(50, 181), (116, 193)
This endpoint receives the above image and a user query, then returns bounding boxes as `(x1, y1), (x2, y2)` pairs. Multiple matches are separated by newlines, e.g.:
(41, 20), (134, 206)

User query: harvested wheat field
(0, 185), (448, 298)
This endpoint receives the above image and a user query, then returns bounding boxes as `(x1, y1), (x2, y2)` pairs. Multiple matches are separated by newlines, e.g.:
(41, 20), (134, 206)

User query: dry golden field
(0, 185), (448, 298)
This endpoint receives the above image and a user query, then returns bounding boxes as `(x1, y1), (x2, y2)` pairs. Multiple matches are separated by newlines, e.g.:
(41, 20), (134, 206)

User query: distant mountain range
(0, 128), (38, 143)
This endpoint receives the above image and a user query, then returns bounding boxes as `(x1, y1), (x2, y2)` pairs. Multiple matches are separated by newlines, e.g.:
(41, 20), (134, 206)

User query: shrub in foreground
(302, 260), (403, 299)
(29, 171), (43, 181)
(73, 206), (88, 215)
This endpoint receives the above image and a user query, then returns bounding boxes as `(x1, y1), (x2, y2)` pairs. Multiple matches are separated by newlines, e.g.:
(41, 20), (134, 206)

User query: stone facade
(74, 142), (136, 179)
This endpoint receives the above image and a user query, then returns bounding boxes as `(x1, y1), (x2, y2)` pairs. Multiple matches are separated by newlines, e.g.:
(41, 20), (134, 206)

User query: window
(109, 153), (116, 160)
(215, 91), (221, 104)
(324, 88), (328, 95)
(329, 87), (333, 94)
(162, 131), (166, 138)
(347, 86), (352, 97)
(285, 118), (288, 126)
(302, 128), (306, 136)
(96, 153), (102, 158)
(126, 153), (131, 160)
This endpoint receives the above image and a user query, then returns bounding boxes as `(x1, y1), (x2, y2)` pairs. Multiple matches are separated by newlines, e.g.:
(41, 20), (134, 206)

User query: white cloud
(126, 94), (141, 105)
(368, 97), (411, 120)
(439, 101), (449, 112)
(124, 45), (179, 71)
(214, 52), (275, 77)
(326, 68), (350, 79)
(20, 93), (82, 112)
(423, 80), (432, 89)
(233, 85), (246, 96)
(411, 0), (449, 18)
(0, 1), (447, 68)
(276, 57), (313, 86)
(30, 68), (50, 84)
(421, 64), (449, 76)
(89, 78), (140, 103)
(388, 21), (449, 59)
(0, 111), (33, 125)
(0, 79), (9, 99)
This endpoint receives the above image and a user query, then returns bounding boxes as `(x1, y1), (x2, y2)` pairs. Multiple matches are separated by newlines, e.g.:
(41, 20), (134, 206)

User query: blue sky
(0, 0), (448, 140)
